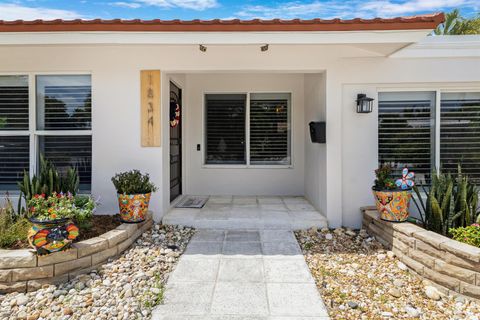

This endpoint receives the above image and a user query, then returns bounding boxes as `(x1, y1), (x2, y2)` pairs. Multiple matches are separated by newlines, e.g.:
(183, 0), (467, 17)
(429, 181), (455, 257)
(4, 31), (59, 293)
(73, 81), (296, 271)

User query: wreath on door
(170, 101), (180, 128)
(170, 90), (180, 128)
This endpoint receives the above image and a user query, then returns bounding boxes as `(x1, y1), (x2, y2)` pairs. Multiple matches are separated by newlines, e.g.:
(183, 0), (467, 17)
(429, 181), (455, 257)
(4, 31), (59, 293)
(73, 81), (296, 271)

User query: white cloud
(237, 0), (477, 20)
(359, 0), (475, 17)
(0, 3), (83, 20)
(111, 2), (142, 9)
(238, 1), (351, 19)
(130, 0), (218, 10)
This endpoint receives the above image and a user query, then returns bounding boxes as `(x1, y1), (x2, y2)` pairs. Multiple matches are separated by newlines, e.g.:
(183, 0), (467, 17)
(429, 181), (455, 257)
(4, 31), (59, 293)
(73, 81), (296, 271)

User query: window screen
(205, 94), (246, 164)
(441, 92), (480, 184)
(250, 93), (291, 165)
(378, 92), (435, 185)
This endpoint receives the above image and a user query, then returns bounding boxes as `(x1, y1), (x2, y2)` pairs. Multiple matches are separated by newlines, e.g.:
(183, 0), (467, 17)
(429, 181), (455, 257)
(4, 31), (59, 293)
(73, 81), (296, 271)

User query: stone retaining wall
(0, 212), (153, 294)
(362, 208), (480, 300)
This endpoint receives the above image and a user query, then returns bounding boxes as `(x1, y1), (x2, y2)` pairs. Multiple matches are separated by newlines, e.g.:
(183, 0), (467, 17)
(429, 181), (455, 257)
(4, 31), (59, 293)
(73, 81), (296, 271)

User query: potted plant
(111, 170), (157, 223)
(27, 192), (79, 254)
(372, 164), (415, 222)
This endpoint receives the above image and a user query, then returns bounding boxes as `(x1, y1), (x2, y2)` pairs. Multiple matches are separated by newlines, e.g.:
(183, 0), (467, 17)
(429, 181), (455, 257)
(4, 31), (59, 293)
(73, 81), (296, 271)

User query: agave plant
(17, 155), (81, 215)
(412, 165), (480, 236)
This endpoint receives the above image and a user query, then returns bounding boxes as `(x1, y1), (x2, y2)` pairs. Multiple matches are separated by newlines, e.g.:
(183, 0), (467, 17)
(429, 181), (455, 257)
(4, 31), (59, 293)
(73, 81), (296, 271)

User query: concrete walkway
(152, 229), (330, 320)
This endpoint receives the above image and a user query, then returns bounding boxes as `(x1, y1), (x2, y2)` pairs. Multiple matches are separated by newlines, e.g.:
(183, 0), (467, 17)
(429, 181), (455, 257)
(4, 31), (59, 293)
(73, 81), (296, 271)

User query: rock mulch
(0, 224), (194, 320)
(296, 227), (480, 320)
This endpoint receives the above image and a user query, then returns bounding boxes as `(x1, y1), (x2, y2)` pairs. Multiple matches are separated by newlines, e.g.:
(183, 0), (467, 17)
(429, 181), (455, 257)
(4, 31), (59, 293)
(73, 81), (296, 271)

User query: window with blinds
(0, 136), (29, 190)
(250, 93), (291, 165)
(205, 94), (246, 164)
(0, 76), (29, 130)
(36, 75), (91, 130)
(441, 92), (480, 184)
(39, 135), (92, 191)
(0, 74), (92, 192)
(378, 92), (435, 185)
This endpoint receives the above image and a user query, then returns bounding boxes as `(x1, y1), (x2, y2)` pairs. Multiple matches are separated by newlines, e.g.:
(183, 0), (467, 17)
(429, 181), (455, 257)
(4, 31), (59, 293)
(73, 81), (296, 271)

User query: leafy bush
(111, 170), (157, 194)
(450, 224), (480, 248)
(373, 164), (396, 190)
(74, 195), (96, 229)
(0, 196), (30, 248)
(412, 165), (480, 236)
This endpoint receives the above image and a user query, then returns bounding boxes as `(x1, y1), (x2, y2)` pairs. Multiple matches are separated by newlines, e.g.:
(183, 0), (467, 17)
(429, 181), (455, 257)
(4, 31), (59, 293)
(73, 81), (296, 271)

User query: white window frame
(202, 91), (294, 169)
(377, 85), (480, 175)
(0, 72), (92, 192)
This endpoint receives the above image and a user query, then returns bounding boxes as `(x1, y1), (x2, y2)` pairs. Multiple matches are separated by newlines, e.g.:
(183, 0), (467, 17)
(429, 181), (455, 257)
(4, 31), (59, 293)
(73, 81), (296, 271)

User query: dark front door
(170, 82), (182, 202)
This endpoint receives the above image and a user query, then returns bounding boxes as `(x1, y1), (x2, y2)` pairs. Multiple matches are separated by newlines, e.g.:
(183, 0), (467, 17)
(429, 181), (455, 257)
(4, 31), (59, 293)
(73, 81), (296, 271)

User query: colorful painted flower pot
(117, 193), (151, 223)
(28, 217), (79, 255)
(372, 188), (412, 222)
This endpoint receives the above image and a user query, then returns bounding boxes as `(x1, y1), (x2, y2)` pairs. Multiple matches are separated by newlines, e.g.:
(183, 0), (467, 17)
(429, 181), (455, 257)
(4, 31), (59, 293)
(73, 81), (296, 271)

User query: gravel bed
(0, 224), (195, 320)
(296, 227), (480, 320)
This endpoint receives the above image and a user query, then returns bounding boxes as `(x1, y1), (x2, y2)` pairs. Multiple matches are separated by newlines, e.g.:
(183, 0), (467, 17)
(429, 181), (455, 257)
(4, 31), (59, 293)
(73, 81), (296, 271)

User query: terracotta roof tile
(0, 13), (444, 32)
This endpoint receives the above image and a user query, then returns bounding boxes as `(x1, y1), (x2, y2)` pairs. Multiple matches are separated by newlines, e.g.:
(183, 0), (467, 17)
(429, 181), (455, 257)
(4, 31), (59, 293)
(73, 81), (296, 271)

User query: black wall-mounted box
(309, 121), (326, 143)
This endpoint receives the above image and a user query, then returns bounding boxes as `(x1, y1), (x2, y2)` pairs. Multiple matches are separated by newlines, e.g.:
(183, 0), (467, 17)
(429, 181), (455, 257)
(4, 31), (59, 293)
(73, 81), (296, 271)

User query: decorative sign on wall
(140, 70), (161, 147)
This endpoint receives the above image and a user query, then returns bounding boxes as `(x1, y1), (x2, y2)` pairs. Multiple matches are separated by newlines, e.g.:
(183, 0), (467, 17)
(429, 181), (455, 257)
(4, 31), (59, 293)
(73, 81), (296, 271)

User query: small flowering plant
(28, 192), (77, 221)
(450, 224), (480, 248)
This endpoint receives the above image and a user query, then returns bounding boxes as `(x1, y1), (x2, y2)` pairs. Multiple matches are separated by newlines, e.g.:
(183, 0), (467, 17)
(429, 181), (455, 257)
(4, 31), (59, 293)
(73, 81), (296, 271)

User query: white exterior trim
(0, 30), (431, 46)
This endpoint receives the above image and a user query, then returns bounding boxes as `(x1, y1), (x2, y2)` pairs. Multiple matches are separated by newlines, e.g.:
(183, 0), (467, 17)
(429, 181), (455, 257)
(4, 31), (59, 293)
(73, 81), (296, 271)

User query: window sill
(202, 164), (293, 169)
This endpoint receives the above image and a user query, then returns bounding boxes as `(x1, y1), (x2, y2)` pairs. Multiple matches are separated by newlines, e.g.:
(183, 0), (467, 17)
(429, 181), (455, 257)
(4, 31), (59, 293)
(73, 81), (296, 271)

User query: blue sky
(0, 0), (478, 21)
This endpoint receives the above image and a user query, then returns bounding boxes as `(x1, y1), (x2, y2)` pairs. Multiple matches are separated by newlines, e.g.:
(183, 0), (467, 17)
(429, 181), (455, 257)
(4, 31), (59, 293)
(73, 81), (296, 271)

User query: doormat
(175, 196), (208, 208)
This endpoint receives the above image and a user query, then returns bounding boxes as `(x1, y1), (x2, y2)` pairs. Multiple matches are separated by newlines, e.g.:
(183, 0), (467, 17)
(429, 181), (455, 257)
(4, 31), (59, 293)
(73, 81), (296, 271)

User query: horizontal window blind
(378, 92), (435, 185)
(250, 93), (291, 165)
(0, 136), (29, 190)
(39, 135), (92, 191)
(0, 76), (29, 130)
(205, 94), (246, 164)
(441, 92), (480, 184)
(37, 75), (92, 130)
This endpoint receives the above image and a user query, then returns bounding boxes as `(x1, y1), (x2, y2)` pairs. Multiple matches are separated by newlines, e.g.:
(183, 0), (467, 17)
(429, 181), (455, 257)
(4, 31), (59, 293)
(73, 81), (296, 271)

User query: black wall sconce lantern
(356, 94), (374, 113)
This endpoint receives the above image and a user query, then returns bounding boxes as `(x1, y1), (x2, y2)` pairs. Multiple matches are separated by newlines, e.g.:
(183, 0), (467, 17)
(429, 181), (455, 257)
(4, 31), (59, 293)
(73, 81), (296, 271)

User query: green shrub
(111, 170), (157, 194)
(74, 195), (96, 229)
(0, 196), (30, 248)
(450, 224), (480, 248)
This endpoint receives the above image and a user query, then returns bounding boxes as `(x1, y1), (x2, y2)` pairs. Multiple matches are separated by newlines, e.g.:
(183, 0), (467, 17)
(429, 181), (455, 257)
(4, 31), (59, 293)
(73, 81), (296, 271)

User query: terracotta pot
(117, 193), (151, 223)
(372, 188), (412, 222)
(27, 217), (79, 255)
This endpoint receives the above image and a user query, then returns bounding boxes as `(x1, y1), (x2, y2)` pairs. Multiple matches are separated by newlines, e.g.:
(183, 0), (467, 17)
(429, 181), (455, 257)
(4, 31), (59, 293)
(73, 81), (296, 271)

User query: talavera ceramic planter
(28, 217), (79, 255)
(372, 188), (412, 222)
(117, 193), (151, 223)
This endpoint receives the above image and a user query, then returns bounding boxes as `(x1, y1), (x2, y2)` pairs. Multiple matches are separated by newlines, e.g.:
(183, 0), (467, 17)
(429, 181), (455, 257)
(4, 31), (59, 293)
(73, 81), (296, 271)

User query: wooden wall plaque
(140, 70), (161, 147)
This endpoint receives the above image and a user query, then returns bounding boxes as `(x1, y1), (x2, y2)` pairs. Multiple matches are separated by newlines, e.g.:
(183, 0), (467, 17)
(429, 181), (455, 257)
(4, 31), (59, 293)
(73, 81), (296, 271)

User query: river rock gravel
(296, 227), (480, 320)
(0, 224), (194, 320)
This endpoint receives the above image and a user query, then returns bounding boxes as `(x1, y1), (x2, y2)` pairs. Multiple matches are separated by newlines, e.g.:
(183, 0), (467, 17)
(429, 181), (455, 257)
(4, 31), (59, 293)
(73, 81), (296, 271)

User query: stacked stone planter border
(0, 212), (153, 294)
(362, 207), (480, 300)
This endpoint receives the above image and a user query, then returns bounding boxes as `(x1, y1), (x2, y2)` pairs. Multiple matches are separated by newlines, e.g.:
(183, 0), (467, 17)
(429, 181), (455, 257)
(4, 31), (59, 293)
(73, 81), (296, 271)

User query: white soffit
(0, 29), (430, 46)
(391, 35), (480, 58)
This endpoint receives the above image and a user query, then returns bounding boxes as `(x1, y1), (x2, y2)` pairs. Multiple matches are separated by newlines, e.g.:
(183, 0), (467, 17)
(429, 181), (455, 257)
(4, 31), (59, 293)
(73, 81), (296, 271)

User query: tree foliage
(434, 9), (480, 35)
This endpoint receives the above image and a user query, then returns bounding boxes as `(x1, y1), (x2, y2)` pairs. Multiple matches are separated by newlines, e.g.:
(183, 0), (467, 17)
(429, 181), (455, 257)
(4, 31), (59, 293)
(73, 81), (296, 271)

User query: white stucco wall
(304, 73), (327, 215)
(182, 73), (305, 196)
(0, 43), (479, 227)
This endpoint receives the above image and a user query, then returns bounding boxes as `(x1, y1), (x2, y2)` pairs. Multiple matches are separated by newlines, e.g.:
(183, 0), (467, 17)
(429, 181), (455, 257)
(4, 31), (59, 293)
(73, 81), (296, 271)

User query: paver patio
(152, 229), (330, 319)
